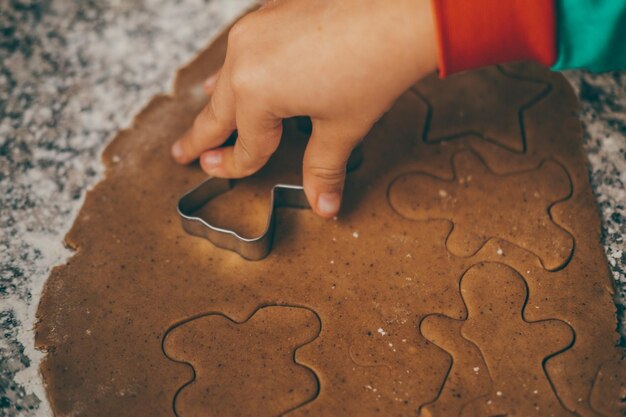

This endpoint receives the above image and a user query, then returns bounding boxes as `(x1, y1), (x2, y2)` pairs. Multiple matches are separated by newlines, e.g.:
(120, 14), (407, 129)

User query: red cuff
(431, 0), (557, 77)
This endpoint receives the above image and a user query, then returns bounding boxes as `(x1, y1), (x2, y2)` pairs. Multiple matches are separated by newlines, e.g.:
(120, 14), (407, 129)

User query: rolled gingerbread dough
(36, 17), (623, 417)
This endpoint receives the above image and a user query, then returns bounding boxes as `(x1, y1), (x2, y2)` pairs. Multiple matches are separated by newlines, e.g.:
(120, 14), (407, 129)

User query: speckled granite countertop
(0, 1), (624, 416)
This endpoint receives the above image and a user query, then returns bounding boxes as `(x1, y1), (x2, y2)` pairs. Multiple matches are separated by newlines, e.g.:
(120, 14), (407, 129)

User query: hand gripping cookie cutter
(178, 143), (362, 261)
(178, 179), (310, 261)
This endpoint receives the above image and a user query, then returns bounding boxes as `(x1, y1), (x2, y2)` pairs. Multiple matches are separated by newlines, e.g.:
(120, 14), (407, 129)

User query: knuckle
(233, 140), (258, 175)
(306, 165), (347, 184)
(188, 119), (207, 150)
(197, 101), (229, 131)
(237, 137), (255, 160)
(226, 18), (267, 98)
(227, 17), (253, 47)
(195, 104), (215, 130)
(229, 67), (257, 95)
(188, 123), (208, 151)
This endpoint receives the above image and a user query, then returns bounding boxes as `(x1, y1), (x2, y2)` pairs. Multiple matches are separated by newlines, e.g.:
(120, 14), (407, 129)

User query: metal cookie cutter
(177, 143), (362, 261)
(178, 179), (310, 261)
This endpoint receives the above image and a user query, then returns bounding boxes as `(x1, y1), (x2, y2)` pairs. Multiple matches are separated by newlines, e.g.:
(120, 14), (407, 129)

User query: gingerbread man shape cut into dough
(422, 263), (575, 417)
(163, 306), (321, 417)
(389, 150), (574, 270)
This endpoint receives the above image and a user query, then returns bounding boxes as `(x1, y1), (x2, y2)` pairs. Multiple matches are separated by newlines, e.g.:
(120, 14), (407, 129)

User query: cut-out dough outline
(411, 65), (553, 154)
(161, 304), (323, 417)
(387, 149), (576, 271)
(417, 314), (493, 416)
(418, 261), (577, 416)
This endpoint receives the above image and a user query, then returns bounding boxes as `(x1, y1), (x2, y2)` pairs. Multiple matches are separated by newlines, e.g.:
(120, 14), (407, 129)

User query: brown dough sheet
(36, 20), (623, 417)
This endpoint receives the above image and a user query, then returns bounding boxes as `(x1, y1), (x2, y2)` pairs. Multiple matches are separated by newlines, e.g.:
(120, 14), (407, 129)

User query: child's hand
(171, 0), (437, 217)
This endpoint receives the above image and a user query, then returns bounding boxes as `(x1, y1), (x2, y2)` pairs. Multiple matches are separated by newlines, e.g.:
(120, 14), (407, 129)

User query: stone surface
(0, 1), (624, 416)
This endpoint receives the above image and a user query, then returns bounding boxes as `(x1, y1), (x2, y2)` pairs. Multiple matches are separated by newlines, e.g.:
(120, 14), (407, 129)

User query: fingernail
(317, 192), (341, 216)
(203, 151), (222, 166)
(171, 142), (183, 160)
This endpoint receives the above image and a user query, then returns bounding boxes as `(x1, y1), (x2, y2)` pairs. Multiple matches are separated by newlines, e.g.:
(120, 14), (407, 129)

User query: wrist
(398, 0), (439, 84)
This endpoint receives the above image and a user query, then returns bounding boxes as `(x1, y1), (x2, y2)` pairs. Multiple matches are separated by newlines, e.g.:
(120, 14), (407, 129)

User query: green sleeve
(552, 0), (626, 72)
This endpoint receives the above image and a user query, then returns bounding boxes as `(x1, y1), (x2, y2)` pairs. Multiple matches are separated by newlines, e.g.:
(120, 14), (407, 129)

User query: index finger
(171, 72), (236, 164)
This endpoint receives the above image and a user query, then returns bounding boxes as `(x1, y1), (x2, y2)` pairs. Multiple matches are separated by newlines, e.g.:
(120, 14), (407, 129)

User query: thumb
(303, 120), (364, 218)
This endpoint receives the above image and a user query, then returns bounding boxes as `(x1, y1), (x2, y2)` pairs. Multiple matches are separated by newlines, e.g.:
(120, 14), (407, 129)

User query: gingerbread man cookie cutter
(178, 179), (310, 261)
(178, 142), (362, 261)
